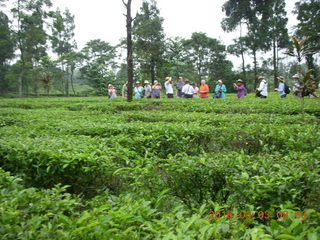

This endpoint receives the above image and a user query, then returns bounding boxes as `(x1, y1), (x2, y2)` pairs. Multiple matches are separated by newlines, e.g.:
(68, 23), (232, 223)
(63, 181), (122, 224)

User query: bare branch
(122, 0), (127, 7)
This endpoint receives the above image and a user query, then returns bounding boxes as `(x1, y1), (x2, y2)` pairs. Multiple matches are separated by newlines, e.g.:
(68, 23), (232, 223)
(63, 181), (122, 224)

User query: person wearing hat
(134, 81), (144, 99)
(233, 79), (247, 98)
(164, 77), (174, 98)
(275, 76), (287, 98)
(108, 84), (117, 98)
(214, 80), (227, 98)
(152, 81), (161, 98)
(256, 76), (268, 98)
(144, 80), (152, 98)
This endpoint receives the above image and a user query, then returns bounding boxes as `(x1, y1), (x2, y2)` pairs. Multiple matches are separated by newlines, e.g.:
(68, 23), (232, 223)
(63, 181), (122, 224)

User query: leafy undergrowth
(0, 94), (319, 239)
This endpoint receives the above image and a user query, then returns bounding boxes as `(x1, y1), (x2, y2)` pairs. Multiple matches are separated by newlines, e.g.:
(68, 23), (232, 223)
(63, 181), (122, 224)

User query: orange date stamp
(208, 210), (307, 220)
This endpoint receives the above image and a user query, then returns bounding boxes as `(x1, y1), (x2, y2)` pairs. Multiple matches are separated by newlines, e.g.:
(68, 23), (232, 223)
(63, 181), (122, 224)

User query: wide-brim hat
(237, 79), (243, 83)
(292, 74), (300, 79)
(258, 76), (264, 80)
(135, 81), (140, 84)
(217, 79), (223, 83)
(144, 80), (149, 84)
(277, 76), (284, 81)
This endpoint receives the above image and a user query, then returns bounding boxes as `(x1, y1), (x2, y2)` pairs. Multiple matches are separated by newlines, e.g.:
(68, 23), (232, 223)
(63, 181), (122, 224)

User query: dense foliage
(0, 0), (319, 97)
(0, 94), (319, 239)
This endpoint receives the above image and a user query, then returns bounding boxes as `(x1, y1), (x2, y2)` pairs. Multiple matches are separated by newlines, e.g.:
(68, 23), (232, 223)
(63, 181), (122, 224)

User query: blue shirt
(214, 84), (227, 98)
(134, 86), (144, 99)
(278, 82), (285, 96)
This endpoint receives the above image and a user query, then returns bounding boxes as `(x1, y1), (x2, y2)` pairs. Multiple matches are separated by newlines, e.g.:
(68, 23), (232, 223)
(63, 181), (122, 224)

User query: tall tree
(61, 51), (83, 96)
(49, 8), (77, 96)
(122, 0), (133, 102)
(162, 37), (197, 80)
(244, 15), (270, 89)
(183, 32), (228, 84)
(221, 0), (271, 89)
(133, 0), (165, 84)
(221, 0), (250, 81)
(227, 36), (248, 80)
(0, 11), (15, 95)
(264, 0), (289, 88)
(11, 0), (52, 96)
(294, 0), (320, 79)
(79, 39), (117, 95)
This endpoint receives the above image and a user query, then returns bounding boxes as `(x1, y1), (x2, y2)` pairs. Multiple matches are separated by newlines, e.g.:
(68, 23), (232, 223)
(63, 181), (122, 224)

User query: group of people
(109, 74), (317, 99)
(120, 77), (244, 99)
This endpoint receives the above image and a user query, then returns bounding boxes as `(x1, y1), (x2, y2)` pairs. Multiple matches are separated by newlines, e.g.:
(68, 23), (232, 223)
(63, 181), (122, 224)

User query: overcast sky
(50, 0), (299, 68)
(51, 0), (298, 46)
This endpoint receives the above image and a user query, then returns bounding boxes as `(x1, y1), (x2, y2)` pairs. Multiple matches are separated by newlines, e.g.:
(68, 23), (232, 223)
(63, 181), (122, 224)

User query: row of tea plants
(0, 93), (319, 239)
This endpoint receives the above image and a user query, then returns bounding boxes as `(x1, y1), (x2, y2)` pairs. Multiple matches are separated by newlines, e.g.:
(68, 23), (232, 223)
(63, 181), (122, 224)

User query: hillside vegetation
(0, 94), (319, 239)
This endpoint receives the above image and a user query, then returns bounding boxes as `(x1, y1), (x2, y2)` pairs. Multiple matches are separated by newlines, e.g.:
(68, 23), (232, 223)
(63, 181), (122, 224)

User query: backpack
(284, 83), (290, 94)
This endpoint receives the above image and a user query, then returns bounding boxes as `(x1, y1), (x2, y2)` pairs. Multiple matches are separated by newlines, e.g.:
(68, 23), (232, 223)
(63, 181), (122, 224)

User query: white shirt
(258, 80), (268, 97)
(182, 84), (195, 95)
(165, 80), (173, 94)
(144, 85), (152, 96)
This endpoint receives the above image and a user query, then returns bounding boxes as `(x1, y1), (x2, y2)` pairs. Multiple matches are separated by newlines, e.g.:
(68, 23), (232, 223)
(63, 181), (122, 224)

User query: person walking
(182, 80), (194, 98)
(199, 80), (210, 98)
(256, 76), (268, 98)
(214, 80), (227, 98)
(164, 77), (174, 98)
(233, 79), (247, 98)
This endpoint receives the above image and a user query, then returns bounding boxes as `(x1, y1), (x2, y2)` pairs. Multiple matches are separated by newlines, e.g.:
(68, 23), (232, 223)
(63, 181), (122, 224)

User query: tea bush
(0, 94), (319, 238)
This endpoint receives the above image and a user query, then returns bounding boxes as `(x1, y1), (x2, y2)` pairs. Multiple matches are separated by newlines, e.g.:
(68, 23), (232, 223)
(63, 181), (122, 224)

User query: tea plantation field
(0, 94), (319, 239)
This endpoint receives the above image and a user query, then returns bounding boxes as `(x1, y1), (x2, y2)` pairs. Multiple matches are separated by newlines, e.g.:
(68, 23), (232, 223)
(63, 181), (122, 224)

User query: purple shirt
(236, 85), (246, 98)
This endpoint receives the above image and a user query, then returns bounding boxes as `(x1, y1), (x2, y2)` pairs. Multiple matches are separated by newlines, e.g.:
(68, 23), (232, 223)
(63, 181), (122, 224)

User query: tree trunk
(32, 64), (39, 97)
(60, 59), (66, 96)
(65, 69), (69, 97)
(197, 56), (202, 83)
(253, 48), (258, 90)
(273, 38), (277, 88)
(17, 0), (24, 98)
(70, 66), (76, 96)
(239, 22), (246, 80)
(18, 70), (24, 97)
(198, 66), (201, 83)
(150, 61), (155, 84)
(124, 0), (133, 102)
(24, 76), (29, 96)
